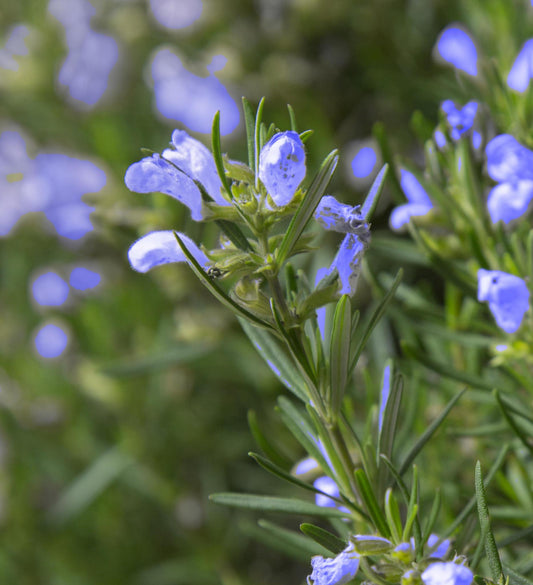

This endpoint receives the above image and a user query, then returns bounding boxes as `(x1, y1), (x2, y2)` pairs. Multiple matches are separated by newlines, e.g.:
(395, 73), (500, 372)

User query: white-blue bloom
(441, 100), (478, 141)
(307, 542), (359, 585)
(427, 534), (450, 559)
(390, 170), (433, 230)
(486, 134), (533, 183)
(436, 26), (478, 77)
(128, 230), (210, 273)
(507, 39), (533, 93)
(421, 563), (473, 585)
(477, 269), (530, 334)
(485, 134), (533, 224)
(314, 196), (370, 296)
(259, 131), (306, 206)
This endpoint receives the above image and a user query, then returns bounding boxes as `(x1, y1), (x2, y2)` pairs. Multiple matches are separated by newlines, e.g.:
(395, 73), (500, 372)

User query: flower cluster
(307, 534), (472, 585)
(125, 122), (373, 318)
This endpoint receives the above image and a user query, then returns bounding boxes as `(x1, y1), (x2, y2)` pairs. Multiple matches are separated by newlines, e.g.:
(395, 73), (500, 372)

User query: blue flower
(421, 563), (473, 585)
(314, 196), (370, 296)
(315, 195), (369, 236)
(125, 131), (232, 221)
(487, 180), (533, 224)
(485, 135), (533, 224)
(441, 100), (478, 141)
(163, 129), (229, 206)
(57, 29), (119, 107)
(434, 130), (446, 149)
(477, 269), (530, 333)
(151, 49), (240, 135)
(436, 26), (478, 77)
(486, 134), (533, 183)
(148, 0), (202, 30)
(128, 230), (210, 273)
(307, 542), (359, 585)
(259, 131), (306, 206)
(390, 170), (433, 230)
(427, 534), (450, 559)
(507, 39), (533, 93)
(313, 477), (350, 513)
(351, 147), (377, 179)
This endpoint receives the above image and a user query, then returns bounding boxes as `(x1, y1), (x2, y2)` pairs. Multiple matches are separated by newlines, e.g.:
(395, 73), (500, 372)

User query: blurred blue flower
(485, 135), (533, 224)
(313, 477), (349, 513)
(49, 0), (119, 107)
(427, 534), (450, 559)
(314, 476), (341, 508)
(477, 269), (530, 333)
(57, 29), (119, 107)
(487, 180), (533, 224)
(434, 130), (446, 149)
(472, 131), (482, 150)
(486, 134), (533, 183)
(436, 26), (478, 76)
(0, 131), (106, 239)
(351, 147), (377, 179)
(421, 563), (473, 585)
(507, 39), (533, 93)
(32, 272), (69, 306)
(128, 230), (209, 273)
(308, 542), (359, 585)
(441, 100), (478, 140)
(151, 49), (239, 135)
(149, 0), (203, 30)
(259, 131), (306, 206)
(294, 457), (320, 476)
(69, 267), (101, 290)
(34, 323), (69, 358)
(35, 153), (106, 239)
(390, 170), (433, 230)
(0, 24), (30, 71)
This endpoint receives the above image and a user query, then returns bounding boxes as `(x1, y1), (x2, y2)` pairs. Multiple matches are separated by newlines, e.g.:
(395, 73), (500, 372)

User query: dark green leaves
(329, 295), (352, 418)
(475, 462), (505, 585)
(209, 493), (350, 518)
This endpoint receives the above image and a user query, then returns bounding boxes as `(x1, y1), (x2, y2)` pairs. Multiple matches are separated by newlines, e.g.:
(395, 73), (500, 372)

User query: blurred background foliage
(0, 0), (529, 583)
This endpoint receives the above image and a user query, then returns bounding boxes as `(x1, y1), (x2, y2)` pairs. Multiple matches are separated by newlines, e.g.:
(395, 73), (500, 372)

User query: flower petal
(128, 230), (209, 273)
(487, 180), (533, 224)
(314, 476), (340, 508)
(162, 129), (229, 206)
(436, 26), (478, 76)
(308, 543), (359, 585)
(422, 563), (473, 585)
(477, 269), (530, 333)
(427, 534), (450, 559)
(314, 195), (369, 235)
(507, 39), (533, 93)
(400, 170), (433, 206)
(485, 135), (533, 183)
(390, 203), (433, 230)
(441, 100), (478, 139)
(125, 153), (204, 221)
(259, 131), (306, 206)
(330, 233), (366, 296)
